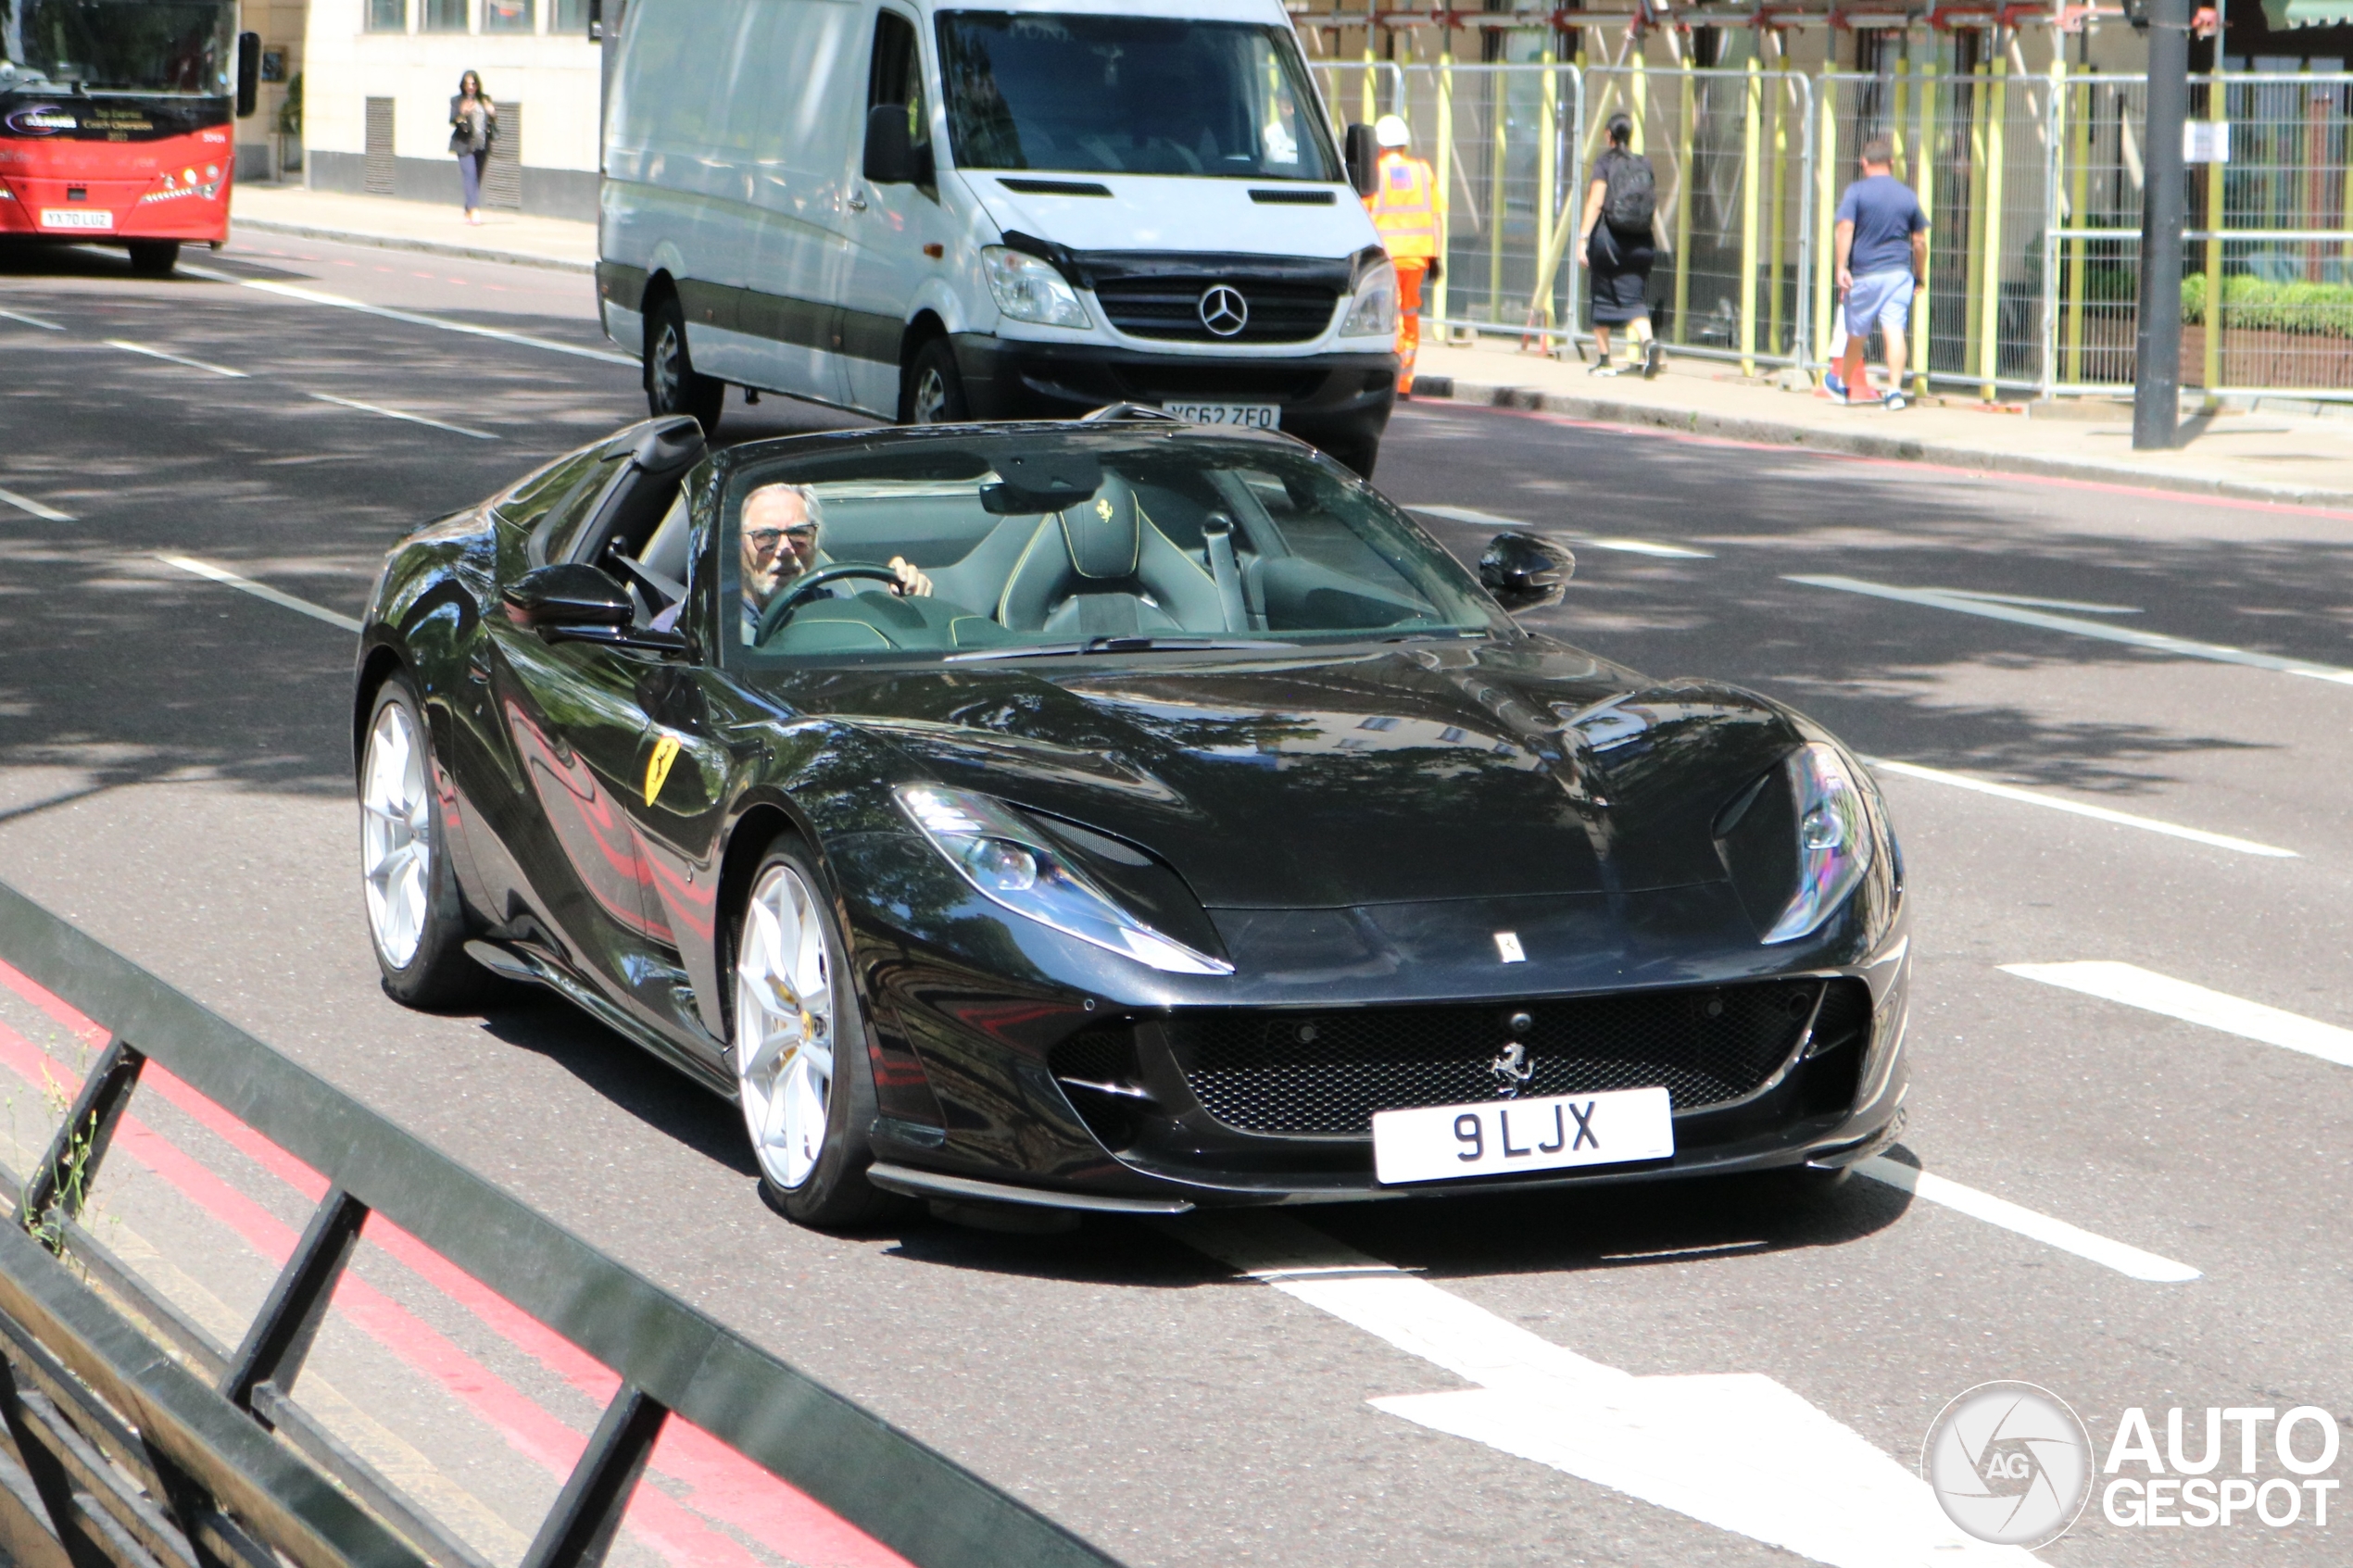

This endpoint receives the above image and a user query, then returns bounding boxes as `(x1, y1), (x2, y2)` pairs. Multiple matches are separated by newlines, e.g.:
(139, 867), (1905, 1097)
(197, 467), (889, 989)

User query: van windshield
(936, 13), (1339, 182)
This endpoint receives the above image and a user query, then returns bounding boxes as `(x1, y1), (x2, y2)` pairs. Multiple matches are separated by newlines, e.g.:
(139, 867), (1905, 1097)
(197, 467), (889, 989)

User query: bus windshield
(936, 13), (1340, 182)
(0, 0), (234, 96)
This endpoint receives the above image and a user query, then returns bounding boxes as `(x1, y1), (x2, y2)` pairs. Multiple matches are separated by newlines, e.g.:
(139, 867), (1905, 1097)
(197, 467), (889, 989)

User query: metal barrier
(0, 879), (1120, 1568)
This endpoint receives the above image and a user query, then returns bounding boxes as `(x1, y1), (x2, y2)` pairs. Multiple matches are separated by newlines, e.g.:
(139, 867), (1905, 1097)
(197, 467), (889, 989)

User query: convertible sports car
(354, 411), (1909, 1228)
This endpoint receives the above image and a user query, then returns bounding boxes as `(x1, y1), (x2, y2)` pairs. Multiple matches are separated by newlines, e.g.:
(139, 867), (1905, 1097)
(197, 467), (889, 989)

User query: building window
(482, 0), (534, 31)
(422, 0), (470, 33)
(551, 0), (590, 35)
(366, 0), (408, 32)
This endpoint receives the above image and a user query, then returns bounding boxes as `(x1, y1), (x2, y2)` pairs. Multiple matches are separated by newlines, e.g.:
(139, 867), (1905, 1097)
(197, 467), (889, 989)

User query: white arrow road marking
(1862, 757), (2297, 859)
(157, 553), (362, 633)
(2003, 960), (2353, 1071)
(0, 485), (74, 522)
(1175, 1211), (2036, 1567)
(1406, 504), (1718, 558)
(180, 262), (640, 367)
(1788, 574), (2353, 687)
(1853, 1157), (2201, 1283)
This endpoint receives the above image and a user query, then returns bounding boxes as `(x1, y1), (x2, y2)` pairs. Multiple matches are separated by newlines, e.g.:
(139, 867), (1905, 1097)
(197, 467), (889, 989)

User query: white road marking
(1931, 588), (2140, 615)
(1178, 1212), (2033, 1567)
(181, 262), (639, 367)
(0, 486), (74, 522)
(1406, 504), (1718, 558)
(1854, 1157), (2201, 1283)
(1790, 574), (2353, 687)
(307, 391), (498, 440)
(0, 307), (64, 331)
(106, 337), (247, 378)
(157, 553), (363, 633)
(1863, 757), (2297, 859)
(2002, 960), (2353, 1071)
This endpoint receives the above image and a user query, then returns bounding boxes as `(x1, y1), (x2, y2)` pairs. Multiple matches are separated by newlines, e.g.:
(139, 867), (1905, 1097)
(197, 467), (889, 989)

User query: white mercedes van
(596, 0), (1400, 471)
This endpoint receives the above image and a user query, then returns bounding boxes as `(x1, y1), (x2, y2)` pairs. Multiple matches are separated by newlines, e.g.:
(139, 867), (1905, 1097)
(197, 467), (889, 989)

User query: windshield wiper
(943, 635), (1293, 664)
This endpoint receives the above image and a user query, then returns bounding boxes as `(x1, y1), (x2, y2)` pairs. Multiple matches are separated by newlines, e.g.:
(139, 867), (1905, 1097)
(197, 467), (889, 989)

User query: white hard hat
(1374, 114), (1411, 149)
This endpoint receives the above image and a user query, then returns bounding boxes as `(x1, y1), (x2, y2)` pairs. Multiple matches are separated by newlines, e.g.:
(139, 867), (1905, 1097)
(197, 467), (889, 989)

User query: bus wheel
(127, 242), (181, 278)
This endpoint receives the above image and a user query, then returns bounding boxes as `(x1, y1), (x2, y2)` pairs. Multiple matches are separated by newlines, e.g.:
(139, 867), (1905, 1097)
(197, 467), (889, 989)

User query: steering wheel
(755, 563), (906, 646)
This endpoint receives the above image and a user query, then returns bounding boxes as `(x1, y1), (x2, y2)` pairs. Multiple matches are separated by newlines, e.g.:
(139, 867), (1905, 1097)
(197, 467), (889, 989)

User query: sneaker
(1642, 340), (1663, 379)
(1882, 391), (1909, 411)
(1824, 370), (1847, 400)
(1588, 358), (1620, 377)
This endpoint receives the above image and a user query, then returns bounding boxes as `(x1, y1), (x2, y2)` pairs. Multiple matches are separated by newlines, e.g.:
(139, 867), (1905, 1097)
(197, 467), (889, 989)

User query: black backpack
(1603, 152), (1655, 234)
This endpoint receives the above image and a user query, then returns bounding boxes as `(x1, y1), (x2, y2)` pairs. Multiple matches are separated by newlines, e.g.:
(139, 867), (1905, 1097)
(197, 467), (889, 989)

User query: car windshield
(936, 12), (1339, 182)
(0, 0), (233, 95)
(717, 431), (1508, 666)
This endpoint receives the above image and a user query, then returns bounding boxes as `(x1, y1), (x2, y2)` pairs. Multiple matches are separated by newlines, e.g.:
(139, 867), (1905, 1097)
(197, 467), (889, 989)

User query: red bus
(1, 0), (258, 275)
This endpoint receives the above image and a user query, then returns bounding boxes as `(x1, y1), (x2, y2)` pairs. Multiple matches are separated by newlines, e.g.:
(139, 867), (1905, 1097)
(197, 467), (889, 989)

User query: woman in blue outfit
(448, 71), (497, 225)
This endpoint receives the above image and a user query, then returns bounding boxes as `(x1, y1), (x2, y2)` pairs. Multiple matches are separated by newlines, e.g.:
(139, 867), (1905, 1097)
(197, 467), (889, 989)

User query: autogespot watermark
(1922, 1382), (2095, 1549)
(1924, 1385), (2344, 1547)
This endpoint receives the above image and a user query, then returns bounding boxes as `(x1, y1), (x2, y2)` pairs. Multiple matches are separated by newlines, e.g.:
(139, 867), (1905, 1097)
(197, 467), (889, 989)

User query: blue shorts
(1845, 270), (1915, 338)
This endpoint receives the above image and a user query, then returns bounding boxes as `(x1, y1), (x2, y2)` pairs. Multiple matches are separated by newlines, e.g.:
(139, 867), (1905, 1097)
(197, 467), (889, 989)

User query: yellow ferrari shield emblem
(643, 735), (682, 806)
(1095, 495), (1114, 521)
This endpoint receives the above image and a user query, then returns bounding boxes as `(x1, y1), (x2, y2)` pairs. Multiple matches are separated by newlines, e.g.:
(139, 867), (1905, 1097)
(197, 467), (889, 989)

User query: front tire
(645, 293), (724, 433)
(359, 675), (490, 1009)
(898, 336), (969, 426)
(729, 839), (896, 1228)
(126, 241), (180, 277)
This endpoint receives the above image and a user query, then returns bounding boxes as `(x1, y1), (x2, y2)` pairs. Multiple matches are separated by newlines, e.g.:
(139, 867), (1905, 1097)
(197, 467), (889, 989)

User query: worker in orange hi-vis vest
(1363, 114), (1443, 395)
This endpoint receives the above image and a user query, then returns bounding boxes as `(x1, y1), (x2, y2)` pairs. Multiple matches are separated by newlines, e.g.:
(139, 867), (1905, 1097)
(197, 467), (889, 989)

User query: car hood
(967, 174), (1373, 259)
(782, 642), (1806, 909)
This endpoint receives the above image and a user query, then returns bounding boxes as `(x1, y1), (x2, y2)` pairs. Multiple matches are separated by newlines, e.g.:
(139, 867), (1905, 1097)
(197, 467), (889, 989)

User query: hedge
(2182, 273), (2353, 338)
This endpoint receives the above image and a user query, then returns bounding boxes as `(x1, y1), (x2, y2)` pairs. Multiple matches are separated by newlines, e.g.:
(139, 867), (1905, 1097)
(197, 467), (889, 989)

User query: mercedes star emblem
(1198, 284), (1249, 338)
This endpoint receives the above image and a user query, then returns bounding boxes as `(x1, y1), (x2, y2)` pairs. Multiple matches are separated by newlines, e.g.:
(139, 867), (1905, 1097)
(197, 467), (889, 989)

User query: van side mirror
(1343, 122), (1379, 197)
(863, 104), (931, 185)
(1478, 532), (1575, 610)
(235, 32), (261, 118)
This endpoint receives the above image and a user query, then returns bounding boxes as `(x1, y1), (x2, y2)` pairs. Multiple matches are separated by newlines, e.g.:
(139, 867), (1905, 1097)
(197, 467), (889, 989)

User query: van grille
(1168, 981), (1843, 1137)
(1093, 279), (1340, 345)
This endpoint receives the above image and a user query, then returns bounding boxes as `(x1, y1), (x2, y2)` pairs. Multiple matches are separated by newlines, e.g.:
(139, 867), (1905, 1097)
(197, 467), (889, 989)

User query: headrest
(1057, 472), (1141, 581)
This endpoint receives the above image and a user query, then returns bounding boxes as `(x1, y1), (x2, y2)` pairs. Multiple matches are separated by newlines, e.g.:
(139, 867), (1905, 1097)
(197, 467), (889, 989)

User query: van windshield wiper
(943, 635), (1293, 664)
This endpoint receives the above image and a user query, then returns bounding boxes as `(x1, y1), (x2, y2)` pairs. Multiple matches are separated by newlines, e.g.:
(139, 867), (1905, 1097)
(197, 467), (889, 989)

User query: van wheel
(646, 294), (724, 433)
(126, 241), (180, 277)
(900, 337), (968, 425)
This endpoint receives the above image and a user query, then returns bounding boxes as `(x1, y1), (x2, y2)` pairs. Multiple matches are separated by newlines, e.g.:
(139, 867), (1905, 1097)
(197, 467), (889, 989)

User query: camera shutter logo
(1198, 285), (1249, 337)
(1922, 1381), (2094, 1549)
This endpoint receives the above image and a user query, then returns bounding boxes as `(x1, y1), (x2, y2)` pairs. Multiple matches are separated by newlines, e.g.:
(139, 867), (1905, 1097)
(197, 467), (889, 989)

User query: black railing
(0, 878), (1122, 1568)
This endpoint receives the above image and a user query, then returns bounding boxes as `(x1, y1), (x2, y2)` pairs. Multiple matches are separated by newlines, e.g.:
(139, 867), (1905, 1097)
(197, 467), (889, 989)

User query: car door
(838, 5), (955, 415)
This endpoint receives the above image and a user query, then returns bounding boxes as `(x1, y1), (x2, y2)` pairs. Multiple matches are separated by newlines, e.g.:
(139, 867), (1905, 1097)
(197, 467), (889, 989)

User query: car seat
(993, 474), (1227, 637)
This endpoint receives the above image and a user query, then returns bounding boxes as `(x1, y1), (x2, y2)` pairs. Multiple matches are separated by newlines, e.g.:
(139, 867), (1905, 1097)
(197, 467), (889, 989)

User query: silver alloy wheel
(650, 319), (685, 410)
(911, 364), (950, 423)
(359, 699), (434, 970)
(734, 863), (836, 1191)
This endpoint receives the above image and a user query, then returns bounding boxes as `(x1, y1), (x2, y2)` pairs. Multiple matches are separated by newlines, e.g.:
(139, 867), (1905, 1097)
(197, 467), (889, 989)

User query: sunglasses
(744, 524), (818, 555)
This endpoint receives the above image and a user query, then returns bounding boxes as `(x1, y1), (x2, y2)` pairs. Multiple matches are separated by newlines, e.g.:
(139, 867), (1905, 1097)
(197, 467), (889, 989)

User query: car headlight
(1761, 742), (1873, 944)
(898, 785), (1231, 975)
(980, 245), (1091, 330)
(1340, 257), (1397, 338)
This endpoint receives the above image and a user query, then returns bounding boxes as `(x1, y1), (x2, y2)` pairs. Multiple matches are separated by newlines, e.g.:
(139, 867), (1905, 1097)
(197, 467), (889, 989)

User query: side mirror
(1478, 531), (1576, 610)
(863, 103), (930, 185)
(1343, 122), (1379, 197)
(505, 563), (633, 630)
(235, 32), (260, 119)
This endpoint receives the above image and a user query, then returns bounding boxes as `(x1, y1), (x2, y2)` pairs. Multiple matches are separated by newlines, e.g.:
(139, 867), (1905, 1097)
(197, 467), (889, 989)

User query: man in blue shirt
(1831, 136), (1930, 409)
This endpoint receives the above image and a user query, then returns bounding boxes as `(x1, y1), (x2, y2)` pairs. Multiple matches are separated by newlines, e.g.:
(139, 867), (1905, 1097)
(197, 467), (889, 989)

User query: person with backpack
(1576, 114), (1661, 378)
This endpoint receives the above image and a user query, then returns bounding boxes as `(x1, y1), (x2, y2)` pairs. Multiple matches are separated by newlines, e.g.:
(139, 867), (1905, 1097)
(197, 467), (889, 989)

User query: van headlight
(898, 785), (1231, 974)
(980, 245), (1092, 330)
(1340, 257), (1398, 338)
(1761, 743), (1873, 944)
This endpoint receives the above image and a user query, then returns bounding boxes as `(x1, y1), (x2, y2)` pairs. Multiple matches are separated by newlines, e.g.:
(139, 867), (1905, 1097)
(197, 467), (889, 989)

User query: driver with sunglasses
(739, 482), (931, 642)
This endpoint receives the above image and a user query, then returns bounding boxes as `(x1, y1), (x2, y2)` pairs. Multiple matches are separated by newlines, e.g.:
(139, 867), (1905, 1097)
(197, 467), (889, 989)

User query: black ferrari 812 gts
(355, 411), (1908, 1227)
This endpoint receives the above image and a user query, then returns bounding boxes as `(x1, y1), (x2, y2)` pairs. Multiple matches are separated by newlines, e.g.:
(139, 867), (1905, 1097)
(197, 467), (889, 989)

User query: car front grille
(1166, 980), (1855, 1137)
(1092, 278), (1340, 345)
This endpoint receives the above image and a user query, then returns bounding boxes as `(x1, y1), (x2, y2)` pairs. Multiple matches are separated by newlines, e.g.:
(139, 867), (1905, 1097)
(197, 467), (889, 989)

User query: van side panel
(741, 0), (864, 405)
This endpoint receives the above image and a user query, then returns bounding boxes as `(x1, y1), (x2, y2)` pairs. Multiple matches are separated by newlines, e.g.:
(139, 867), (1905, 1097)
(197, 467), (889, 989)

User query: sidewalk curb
(232, 216), (595, 275)
(1413, 374), (2353, 512)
